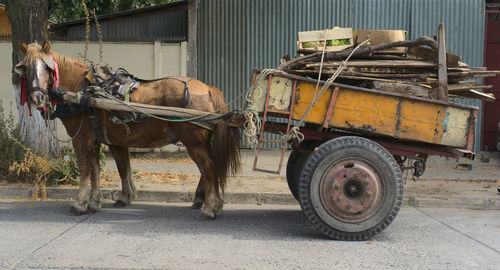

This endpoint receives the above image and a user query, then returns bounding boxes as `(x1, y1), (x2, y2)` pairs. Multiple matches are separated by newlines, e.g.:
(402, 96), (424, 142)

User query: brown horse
(16, 41), (240, 219)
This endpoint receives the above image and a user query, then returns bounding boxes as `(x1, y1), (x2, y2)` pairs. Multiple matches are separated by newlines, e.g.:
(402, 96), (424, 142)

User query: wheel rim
(320, 158), (384, 223)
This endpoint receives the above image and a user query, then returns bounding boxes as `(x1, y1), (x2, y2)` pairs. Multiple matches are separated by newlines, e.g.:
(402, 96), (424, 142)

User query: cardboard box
(353, 30), (407, 54)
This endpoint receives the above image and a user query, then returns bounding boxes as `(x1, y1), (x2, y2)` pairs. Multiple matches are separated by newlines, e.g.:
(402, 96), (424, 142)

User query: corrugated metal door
(482, 18), (500, 150)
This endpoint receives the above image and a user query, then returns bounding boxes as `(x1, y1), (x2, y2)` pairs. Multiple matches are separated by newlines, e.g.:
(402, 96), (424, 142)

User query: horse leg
(192, 175), (205, 209)
(88, 142), (102, 213)
(108, 145), (136, 207)
(184, 142), (222, 219)
(69, 137), (93, 215)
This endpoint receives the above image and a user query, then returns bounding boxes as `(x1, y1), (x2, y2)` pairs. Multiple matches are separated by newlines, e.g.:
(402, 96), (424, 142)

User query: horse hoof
(196, 209), (215, 220)
(69, 205), (85, 216)
(86, 209), (99, 214)
(191, 202), (203, 209)
(196, 213), (215, 220)
(113, 200), (128, 208)
(87, 204), (101, 214)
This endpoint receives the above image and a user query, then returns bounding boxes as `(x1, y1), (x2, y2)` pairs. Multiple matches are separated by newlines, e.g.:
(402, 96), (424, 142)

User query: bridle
(19, 54), (86, 142)
(21, 55), (60, 118)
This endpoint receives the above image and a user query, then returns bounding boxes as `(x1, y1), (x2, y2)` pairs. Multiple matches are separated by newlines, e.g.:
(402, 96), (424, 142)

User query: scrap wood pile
(277, 27), (498, 102)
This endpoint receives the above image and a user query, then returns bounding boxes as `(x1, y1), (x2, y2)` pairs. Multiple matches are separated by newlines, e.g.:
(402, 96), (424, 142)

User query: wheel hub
(320, 159), (383, 222)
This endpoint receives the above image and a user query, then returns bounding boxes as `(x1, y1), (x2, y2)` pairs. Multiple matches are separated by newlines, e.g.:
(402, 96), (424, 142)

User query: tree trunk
(6, 0), (60, 157)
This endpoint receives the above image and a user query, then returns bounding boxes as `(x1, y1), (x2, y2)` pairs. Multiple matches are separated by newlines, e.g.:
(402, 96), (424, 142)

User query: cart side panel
(441, 106), (474, 149)
(398, 99), (446, 145)
(328, 88), (474, 148)
(329, 89), (399, 136)
(292, 82), (333, 123)
(250, 76), (293, 112)
(247, 71), (476, 150)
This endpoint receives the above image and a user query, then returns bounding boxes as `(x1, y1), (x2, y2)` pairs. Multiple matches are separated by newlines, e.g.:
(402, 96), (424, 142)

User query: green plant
(0, 102), (25, 176)
(49, 147), (80, 185)
(326, 38), (350, 46)
(0, 102), (106, 188)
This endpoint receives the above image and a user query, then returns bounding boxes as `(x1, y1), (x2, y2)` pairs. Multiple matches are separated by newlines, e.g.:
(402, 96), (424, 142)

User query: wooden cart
(247, 69), (477, 240)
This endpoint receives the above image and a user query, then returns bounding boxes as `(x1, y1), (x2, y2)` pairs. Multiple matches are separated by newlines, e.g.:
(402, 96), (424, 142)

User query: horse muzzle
(27, 87), (48, 108)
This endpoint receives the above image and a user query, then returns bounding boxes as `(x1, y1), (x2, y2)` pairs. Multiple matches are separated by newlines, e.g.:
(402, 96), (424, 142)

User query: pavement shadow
(0, 200), (327, 241)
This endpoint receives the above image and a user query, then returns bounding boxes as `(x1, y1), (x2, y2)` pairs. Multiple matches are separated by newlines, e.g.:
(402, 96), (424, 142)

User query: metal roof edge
(49, 0), (187, 30)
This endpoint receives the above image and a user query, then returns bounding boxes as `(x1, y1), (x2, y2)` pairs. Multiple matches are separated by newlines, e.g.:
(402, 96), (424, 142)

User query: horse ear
(42, 41), (51, 54)
(43, 55), (55, 70)
(14, 60), (24, 76)
(20, 42), (28, 54)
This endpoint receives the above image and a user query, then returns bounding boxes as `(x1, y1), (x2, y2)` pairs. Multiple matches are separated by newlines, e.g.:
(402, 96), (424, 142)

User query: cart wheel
(298, 136), (403, 240)
(286, 140), (320, 201)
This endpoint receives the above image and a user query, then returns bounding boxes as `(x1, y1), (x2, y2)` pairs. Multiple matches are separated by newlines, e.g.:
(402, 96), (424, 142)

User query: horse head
(15, 41), (57, 110)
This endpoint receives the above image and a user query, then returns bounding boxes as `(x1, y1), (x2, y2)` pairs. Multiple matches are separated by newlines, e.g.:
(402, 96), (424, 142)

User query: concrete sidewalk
(1, 150), (499, 209)
(113, 149), (500, 182)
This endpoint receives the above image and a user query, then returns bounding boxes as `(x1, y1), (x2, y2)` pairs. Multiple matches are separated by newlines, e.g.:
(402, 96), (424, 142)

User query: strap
(80, 94), (111, 145)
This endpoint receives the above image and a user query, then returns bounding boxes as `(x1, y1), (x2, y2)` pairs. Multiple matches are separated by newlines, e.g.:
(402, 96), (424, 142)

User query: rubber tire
(298, 136), (403, 240)
(286, 140), (319, 201)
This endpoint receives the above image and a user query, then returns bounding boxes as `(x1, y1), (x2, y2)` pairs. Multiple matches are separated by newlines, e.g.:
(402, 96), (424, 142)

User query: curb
(1, 186), (499, 210)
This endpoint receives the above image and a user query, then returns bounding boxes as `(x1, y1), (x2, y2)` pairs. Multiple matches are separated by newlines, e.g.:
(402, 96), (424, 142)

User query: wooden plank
(298, 28), (352, 42)
(334, 74), (432, 88)
(450, 90), (495, 101)
(407, 46), (461, 67)
(320, 66), (434, 76)
(447, 83), (493, 91)
(306, 60), (437, 68)
(437, 23), (448, 100)
(290, 69), (432, 88)
(372, 81), (429, 97)
(297, 45), (351, 54)
(322, 68), (434, 78)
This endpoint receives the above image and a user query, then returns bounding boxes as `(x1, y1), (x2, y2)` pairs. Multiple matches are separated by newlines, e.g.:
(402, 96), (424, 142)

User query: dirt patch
(128, 152), (194, 164)
(405, 179), (500, 197)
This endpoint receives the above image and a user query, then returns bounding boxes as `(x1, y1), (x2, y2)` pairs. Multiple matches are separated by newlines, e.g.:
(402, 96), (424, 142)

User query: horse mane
(22, 43), (46, 63)
(52, 52), (88, 73)
(23, 42), (88, 72)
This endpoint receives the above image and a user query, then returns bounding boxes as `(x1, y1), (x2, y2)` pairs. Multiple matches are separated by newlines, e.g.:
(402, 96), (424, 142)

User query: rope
(45, 106), (85, 143)
(282, 39), (371, 143)
(79, 0), (91, 64)
(242, 69), (287, 148)
(92, 9), (104, 63)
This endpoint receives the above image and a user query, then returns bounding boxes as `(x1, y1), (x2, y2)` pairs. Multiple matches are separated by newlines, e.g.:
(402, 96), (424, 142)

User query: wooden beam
(450, 90), (495, 101)
(278, 36), (439, 72)
(447, 83), (493, 92)
(305, 60), (438, 68)
(59, 91), (241, 128)
(407, 46), (461, 67)
(437, 23), (448, 100)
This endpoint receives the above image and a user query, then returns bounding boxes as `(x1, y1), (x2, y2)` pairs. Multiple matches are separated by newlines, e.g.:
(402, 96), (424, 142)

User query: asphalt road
(0, 200), (499, 269)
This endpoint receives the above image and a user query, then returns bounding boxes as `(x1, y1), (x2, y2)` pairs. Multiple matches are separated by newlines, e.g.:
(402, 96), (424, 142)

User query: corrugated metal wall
(198, 0), (485, 150)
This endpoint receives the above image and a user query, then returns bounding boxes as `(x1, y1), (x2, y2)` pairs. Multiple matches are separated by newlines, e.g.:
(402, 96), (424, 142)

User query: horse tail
(208, 86), (241, 192)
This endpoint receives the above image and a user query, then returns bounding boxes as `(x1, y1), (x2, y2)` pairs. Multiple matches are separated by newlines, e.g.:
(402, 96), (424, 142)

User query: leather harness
(53, 66), (192, 145)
